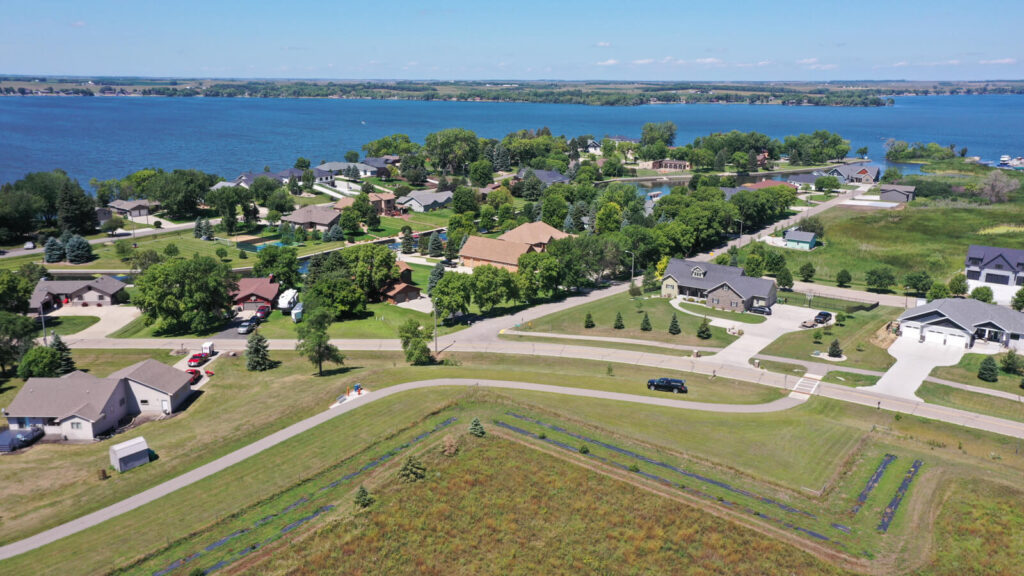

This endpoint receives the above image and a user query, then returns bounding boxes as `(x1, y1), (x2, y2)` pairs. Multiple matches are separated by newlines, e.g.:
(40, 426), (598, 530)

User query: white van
(277, 289), (298, 312)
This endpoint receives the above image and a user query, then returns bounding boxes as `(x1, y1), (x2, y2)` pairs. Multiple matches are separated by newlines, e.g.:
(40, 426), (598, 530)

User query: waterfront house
(334, 192), (397, 215)
(661, 258), (777, 312)
(515, 168), (570, 188)
(741, 180), (799, 191)
(396, 190), (453, 212)
(280, 204), (340, 232)
(316, 161), (378, 179)
(827, 165), (880, 184)
(108, 199), (160, 217)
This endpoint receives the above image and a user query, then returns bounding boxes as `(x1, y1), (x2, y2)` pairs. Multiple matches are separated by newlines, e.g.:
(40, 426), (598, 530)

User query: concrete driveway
(671, 299), (810, 363)
(47, 304), (141, 340)
(864, 337), (966, 401)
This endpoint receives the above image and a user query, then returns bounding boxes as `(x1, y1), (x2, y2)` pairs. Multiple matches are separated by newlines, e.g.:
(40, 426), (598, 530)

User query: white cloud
(892, 61), (908, 67)
(595, 41), (611, 47)
(980, 58), (1016, 65)
(757, 60), (773, 67)
(70, 20), (85, 28)
(596, 59), (618, 66)
(796, 57), (818, 65)
(695, 57), (722, 65)
(807, 63), (838, 70)
(632, 59), (654, 65)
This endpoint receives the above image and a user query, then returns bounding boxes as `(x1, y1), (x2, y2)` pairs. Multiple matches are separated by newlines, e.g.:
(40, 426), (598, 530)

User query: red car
(255, 305), (272, 320)
(185, 369), (202, 386)
(187, 354), (208, 367)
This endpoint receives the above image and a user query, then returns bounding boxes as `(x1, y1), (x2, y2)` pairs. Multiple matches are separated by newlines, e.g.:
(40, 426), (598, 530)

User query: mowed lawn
(33, 315), (99, 338)
(930, 353), (1024, 395)
(739, 202), (1024, 289)
(916, 382), (1024, 423)
(523, 291), (737, 348)
(758, 306), (902, 371)
(675, 300), (767, 324)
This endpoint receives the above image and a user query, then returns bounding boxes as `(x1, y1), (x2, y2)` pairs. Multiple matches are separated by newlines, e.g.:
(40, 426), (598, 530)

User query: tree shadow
(316, 365), (359, 378)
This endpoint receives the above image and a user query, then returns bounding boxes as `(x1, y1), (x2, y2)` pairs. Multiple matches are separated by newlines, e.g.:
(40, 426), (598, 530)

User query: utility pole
(433, 305), (438, 354)
(624, 250), (635, 284)
(40, 312), (48, 345)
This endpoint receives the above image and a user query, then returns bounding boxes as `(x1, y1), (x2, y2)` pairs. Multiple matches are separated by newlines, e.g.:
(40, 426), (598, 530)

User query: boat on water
(999, 155), (1012, 166)
(998, 155), (1024, 169)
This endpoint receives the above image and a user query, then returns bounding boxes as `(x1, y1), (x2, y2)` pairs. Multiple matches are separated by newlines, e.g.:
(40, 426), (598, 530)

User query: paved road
(0, 378), (803, 562)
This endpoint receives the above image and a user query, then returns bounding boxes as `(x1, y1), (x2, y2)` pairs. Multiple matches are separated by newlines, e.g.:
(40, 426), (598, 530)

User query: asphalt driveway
(865, 337), (966, 401)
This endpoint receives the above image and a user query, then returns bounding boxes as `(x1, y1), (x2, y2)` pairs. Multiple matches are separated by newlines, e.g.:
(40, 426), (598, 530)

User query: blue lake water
(1, 94), (1022, 186)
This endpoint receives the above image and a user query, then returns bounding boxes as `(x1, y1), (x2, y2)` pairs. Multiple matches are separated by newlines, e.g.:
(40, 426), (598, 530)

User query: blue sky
(1, 0), (1020, 81)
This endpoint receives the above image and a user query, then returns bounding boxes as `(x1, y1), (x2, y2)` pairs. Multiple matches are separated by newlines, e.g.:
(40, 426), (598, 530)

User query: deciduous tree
(0, 311), (38, 376)
(17, 346), (61, 379)
(133, 255), (236, 334)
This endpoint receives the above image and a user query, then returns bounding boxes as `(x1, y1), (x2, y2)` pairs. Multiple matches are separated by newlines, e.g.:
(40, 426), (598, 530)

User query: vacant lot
(916, 382), (1024, 423)
(930, 353), (1024, 395)
(740, 202), (1024, 289)
(759, 306), (901, 371)
(523, 291), (737, 348)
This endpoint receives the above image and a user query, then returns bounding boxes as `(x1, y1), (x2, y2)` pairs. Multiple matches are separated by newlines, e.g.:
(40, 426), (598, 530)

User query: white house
(898, 298), (1024, 350)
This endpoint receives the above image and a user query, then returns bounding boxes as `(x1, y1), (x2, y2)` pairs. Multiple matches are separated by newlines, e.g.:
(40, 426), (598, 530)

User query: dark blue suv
(647, 377), (687, 393)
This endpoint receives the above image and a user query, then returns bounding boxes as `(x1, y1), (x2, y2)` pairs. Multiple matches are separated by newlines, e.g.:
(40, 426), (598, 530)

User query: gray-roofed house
(108, 359), (193, 415)
(783, 229), (817, 251)
(280, 204), (340, 232)
(396, 190), (453, 212)
(516, 168), (570, 188)
(719, 187), (744, 201)
(787, 173), (824, 188)
(3, 361), (197, 441)
(827, 165), (880, 184)
(30, 275), (127, 313)
(661, 258), (777, 312)
(362, 157), (390, 170)
(316, 161), (378, 178)
(108, 199), (160, 217)
(964, 245), (1024, 305)
(898, 298), (1024, 350)
(878, 184), (916, 203)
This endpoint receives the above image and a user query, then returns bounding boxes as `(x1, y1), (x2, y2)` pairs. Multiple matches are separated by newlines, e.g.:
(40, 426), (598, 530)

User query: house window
(140, 399), (149, 406)
(711, 298), (719, 304)
(119, 397), (125, 406)
(98, 295), (104, 301)
(691, 268), (704, 278)
(731, 301), (739, 307)
(70, 422), (82, 430)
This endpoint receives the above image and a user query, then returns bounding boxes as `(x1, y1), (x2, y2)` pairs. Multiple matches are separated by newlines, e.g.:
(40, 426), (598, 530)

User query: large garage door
(985, 273), (1011, 285)
(946, 333), (967, 348)
(901, 326), (920, 341)
(925, 329), (947, 344)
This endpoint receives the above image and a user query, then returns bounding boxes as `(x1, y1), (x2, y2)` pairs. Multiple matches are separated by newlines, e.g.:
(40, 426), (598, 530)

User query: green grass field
(916, 382), (1024, 423)
(522, 291), (736, 348)
(739, 202), (1024, 289)
(500, 333), (702, 356)
(930, 353), (1024, 395)
(759, 306), (901, 371)
(823, 370), (880, 387)
(675, 300), (767, 323)
(33, 315), (99, 338)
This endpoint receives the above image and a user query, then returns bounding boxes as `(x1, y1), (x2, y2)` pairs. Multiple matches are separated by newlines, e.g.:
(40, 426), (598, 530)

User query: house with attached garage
(661, 258), (777, 312)
(897, 298), (1024, 350)
(232, 276), (280, 311)
(459, 235), (536, 273)
(29, 275), (127, 313)
(964, 244), (1024, 305)
(2, 362), (195, 441)
(280, 204), (340, 232)
(827, 164), (880, 184)
(108, 199), (160, 217)
(396, 190), (453, 213)
(878, 184), (916, 203)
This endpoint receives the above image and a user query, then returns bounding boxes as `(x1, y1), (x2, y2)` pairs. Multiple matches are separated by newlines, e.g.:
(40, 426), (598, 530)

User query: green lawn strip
(758, 306), (900, 372)
(291, 193), (334, 206)
(674, 300), (767, 324)
(34, 315), (99, 338)
(823, 371), (881, 387)
(403, 209), (454, 230)
(522, 291), (737, 348)
(753, 358), (808, 376)
(930, 353), (1024, 395)
(916, 382), (1024, 423)
(379, 216), (437, 233)
(499, 333), (706, 357)
(737, 202), (1024, 289)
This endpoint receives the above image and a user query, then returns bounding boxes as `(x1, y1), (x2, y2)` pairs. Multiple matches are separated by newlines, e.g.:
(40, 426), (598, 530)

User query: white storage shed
(109, 436), (151, 473)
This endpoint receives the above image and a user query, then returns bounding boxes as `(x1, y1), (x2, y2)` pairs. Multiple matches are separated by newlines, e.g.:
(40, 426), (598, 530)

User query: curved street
(0, 378), (803, 562)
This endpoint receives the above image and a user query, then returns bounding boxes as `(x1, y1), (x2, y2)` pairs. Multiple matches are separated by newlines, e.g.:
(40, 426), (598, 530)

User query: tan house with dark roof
(3, 360), (195, 441)
(333, 192), (396, 215)
(459, 235), (535, 272)
(30, 275), (127, 313)
(281, 204), (340, 232)
(497, 221), (571, 251)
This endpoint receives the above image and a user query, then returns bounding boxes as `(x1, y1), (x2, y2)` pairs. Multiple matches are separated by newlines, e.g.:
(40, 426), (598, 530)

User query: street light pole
(433, 305), (438, 354)
(624, 250), (635, 284)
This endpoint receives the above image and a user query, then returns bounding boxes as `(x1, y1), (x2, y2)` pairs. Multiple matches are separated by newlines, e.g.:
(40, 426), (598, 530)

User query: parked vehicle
(23, 241), (35, 250)
(0, 426), (44, 452)
(187, 354), (208, 367)
(185, 369), (202, 386)
(255, 305), (272, 320)
(647, 377), (687, 394)
(442, 259), (458, 268)
(237, 319), (257, 334)
(202, 341), (216, 356)
(277, 289), (299, 312)
(800, 320), (817, 329)
(750, 305), (772, 315)
(814, 311), (833, 324)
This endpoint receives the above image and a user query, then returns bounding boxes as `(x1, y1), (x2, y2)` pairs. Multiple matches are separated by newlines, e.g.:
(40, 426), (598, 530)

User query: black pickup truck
(647, 377), (687, 394)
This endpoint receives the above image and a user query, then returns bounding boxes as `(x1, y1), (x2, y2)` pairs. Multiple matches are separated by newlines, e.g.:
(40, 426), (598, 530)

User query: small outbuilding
(783, 229), (817, 251)
(109, 436), (150, 473)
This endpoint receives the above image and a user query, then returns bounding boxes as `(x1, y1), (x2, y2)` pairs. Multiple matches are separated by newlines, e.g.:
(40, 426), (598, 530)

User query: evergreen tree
(640, 312), (652, 331)
(193, 217), (203, 238)
(978, 356), (999, 382)
(353, 485), (375, 509)
(200, 218), (213, 240)
(398, 456), (427, 482)
(1000, 349), (1022, 375)
(642, 266), (659, 293)
(584, 311), (595, 329)
(64, 235), (94, 264)
(324, 224), (344, 242)
(428, 262), (445, 294)
(428, 231), (444, 257)
(613, 312), (624, 329)
(43, 237), (65, 263)
(418, 233), (430, 255)
(246, 332), (274, 371)
(697, 318), (712, 340)
(668, 313), (681, 335)
(401, 229), (415, 254)
(828, 338), (843, 358)
(49, 333), (75, 375)
(469, 417), (486, 437)
(563, 208), (575, 233)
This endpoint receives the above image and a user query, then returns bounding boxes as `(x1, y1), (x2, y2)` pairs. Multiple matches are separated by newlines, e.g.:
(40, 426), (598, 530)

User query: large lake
(1, 94), (1021, 186)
